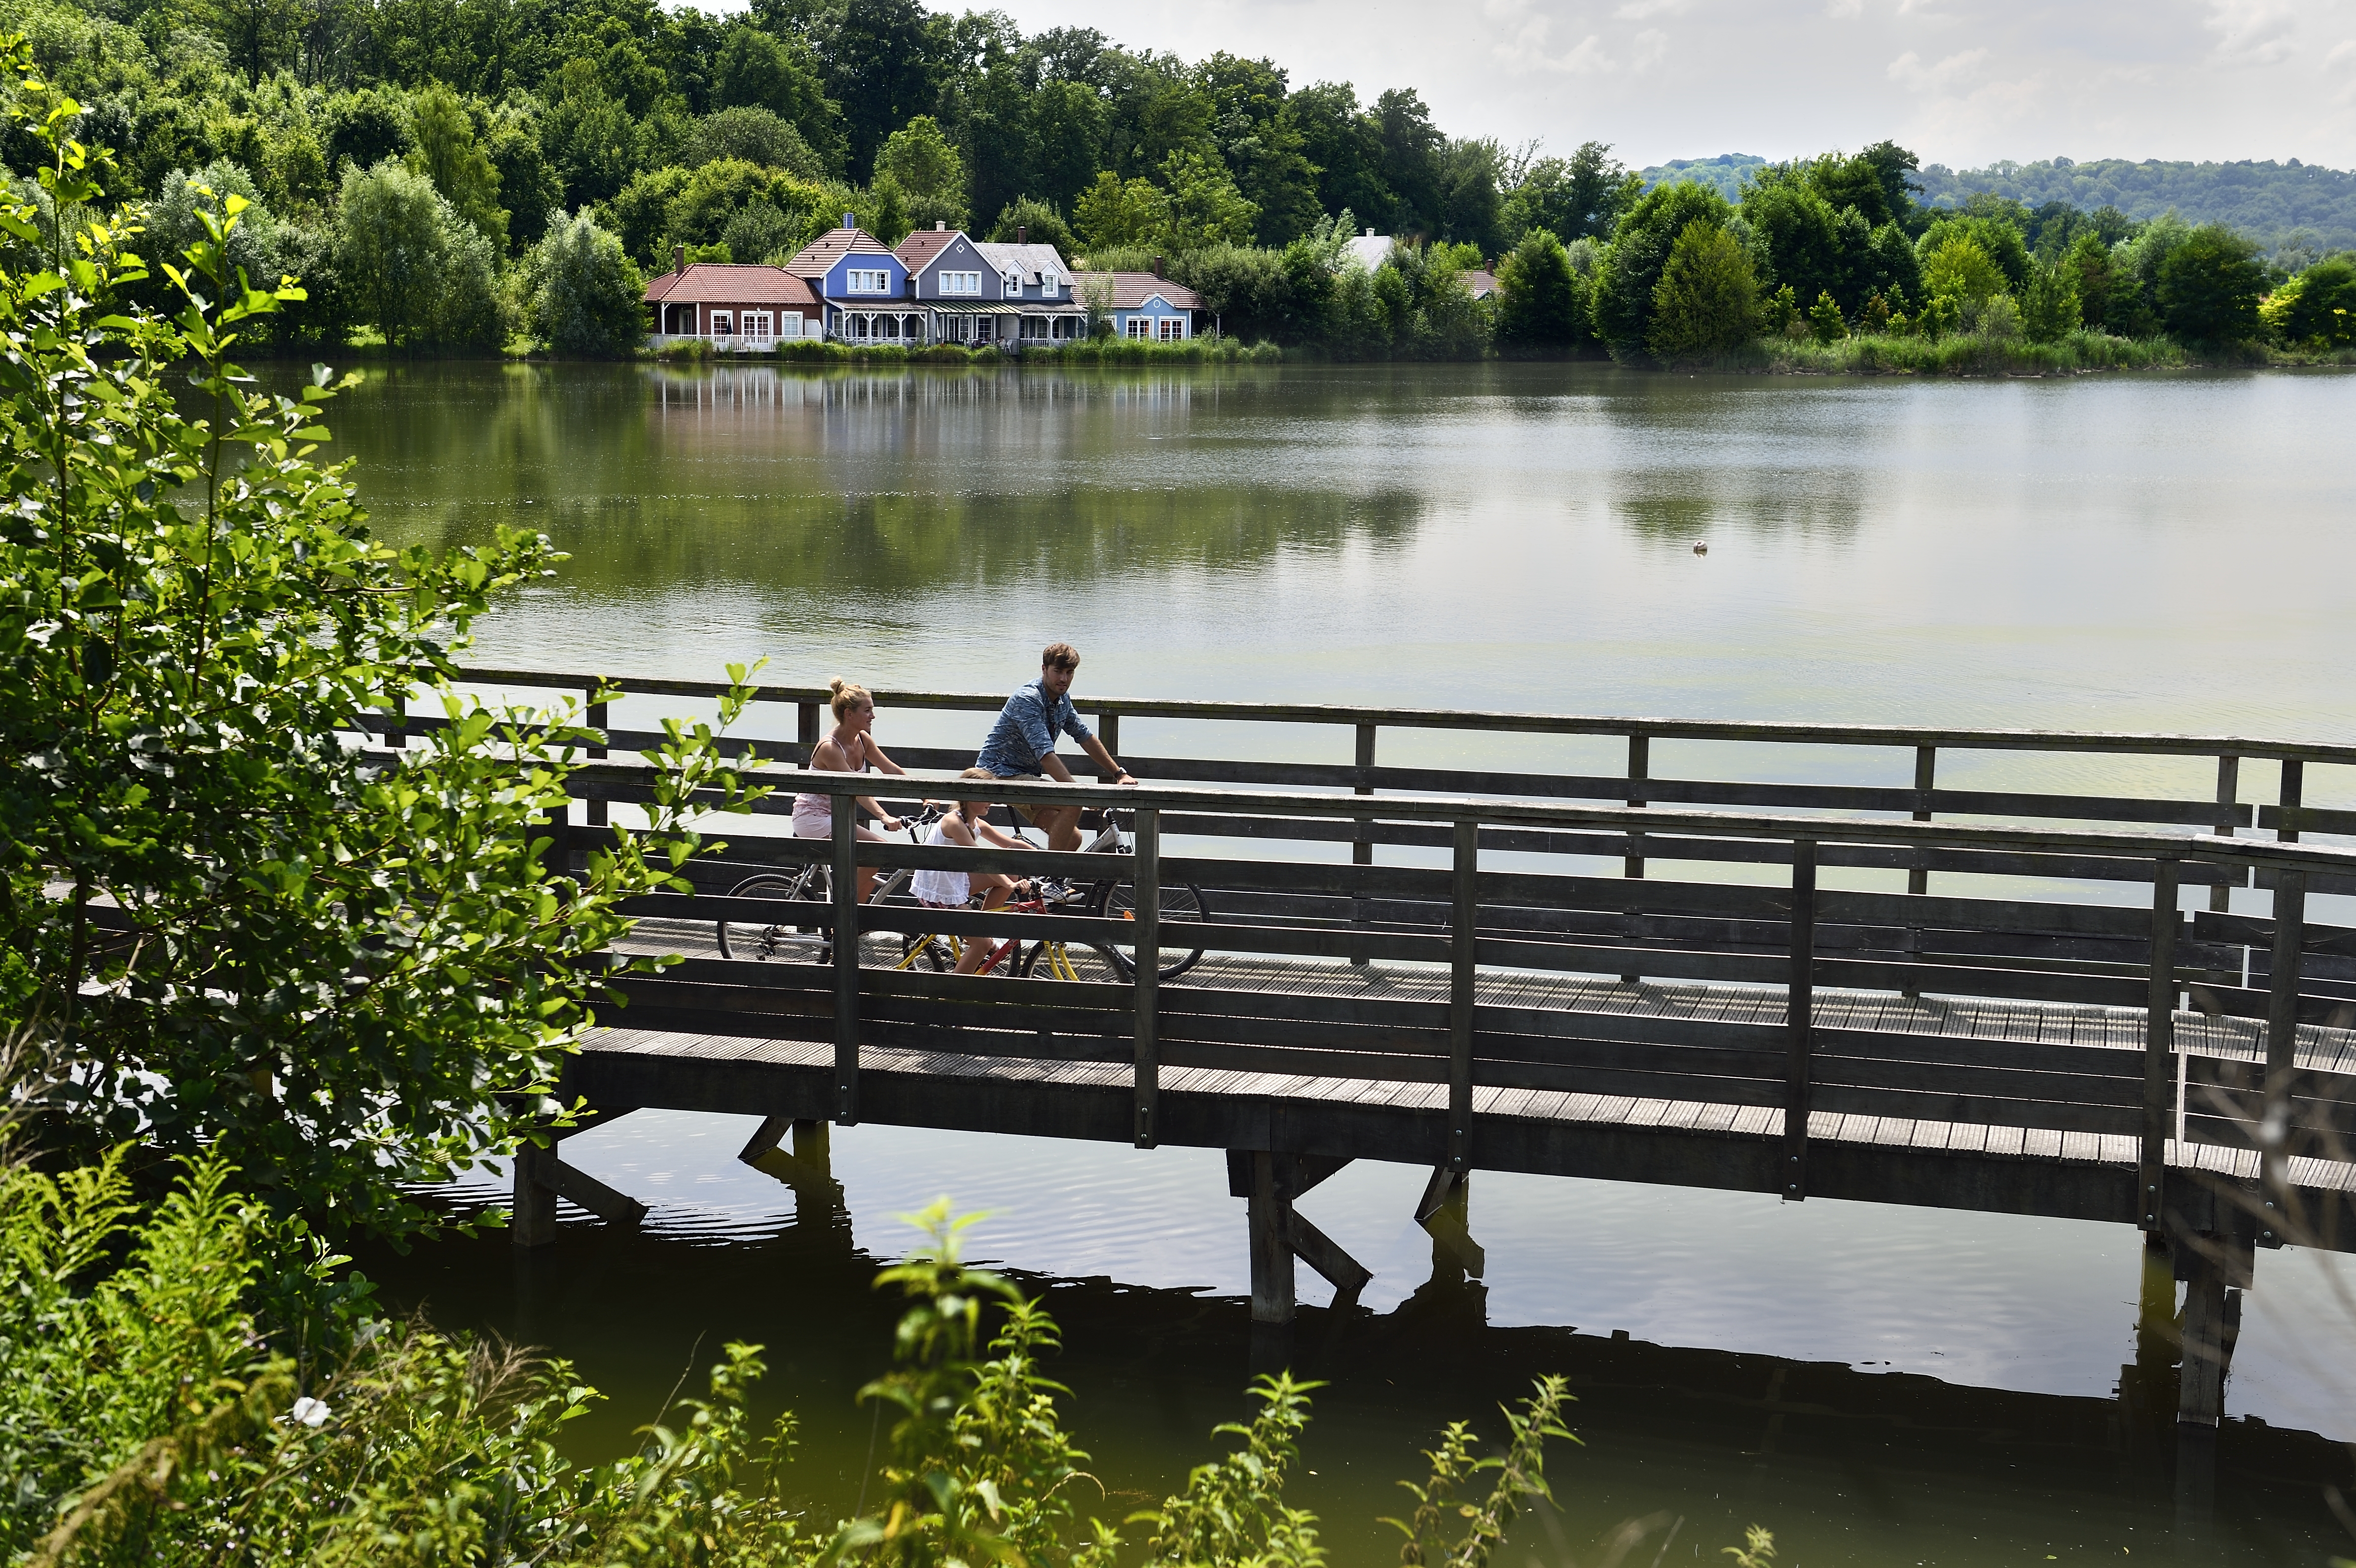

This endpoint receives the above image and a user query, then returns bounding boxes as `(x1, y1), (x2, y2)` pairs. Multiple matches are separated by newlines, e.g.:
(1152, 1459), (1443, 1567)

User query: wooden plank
(2266, 870), (2309, 1199)
(1134, 806), (1160, 1148)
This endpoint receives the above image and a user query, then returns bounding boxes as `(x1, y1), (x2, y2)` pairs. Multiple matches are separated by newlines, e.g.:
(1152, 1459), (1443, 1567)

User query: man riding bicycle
(974, 642), (1135, 853)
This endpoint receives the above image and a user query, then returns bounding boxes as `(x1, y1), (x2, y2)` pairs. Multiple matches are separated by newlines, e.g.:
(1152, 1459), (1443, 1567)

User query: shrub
(1593, 179), (1732, 361)
(1921, 232), (2005, 307)
(2158, 222), (2267, 343)
(336, 157), (512, 349)
(1494, 226), (1586, 349)
(1807, 288), (1847, 343)
(2261, 255), (2356, 347)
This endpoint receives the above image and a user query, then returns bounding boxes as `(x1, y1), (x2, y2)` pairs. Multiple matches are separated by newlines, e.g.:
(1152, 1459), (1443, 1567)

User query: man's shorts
(995, 773), (1061, 827)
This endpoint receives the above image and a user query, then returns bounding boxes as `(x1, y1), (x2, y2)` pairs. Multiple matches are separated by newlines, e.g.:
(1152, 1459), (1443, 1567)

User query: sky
(965, 0), (2356, 171)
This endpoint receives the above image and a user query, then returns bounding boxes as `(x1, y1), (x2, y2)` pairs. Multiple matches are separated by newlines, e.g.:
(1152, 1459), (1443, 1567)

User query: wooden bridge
(414, 668), (2356, 1442)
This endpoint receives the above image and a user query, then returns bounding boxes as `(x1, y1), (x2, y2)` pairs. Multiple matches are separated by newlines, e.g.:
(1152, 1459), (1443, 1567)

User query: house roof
(973, 241), (1071, 287)
(894, 226), (968, 269)
(644, 263), (820, 308)
(1073, 272), (1202, 311)
(781, 226), (896, 281)
(1463, 269), (1499, 300)
(1343, 233), (1395, 271)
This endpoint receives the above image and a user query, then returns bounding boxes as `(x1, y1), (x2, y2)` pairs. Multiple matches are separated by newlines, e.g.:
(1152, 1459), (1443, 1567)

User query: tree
(335, 159), (509, 349)
(1287, 80), (1391, 233)
(540, 71), (640, 210)
(323, 86), (410, 173)
(1026, 79), (1106, 212)
(1591, 179), (1731, 361)
(1806, 288), (1847, 343)
(485, 119), (563, 252)
(1436, 137), (1503, 256)
(873, 113), (966, 229)
(605, 163), (693, 265)
(1647, 219), (1757, 361)
(528, 210), (646, 354)
(825, 0), (946, 180)
(1159, 148), (1257, 249)
(1493, 226), (1584, 349)
(716, 22), (842, 170)
(1915, 211), (2029, 292)
(2064, 228), (2119, 330)
(1373, 86), (1441, 234)
(1921, 232), (2006, 307)
(688, 106), (822, 177)
(2021, 257), (2081, 344)
(1741, 169), (1844, 312)
(1074, 170), (1170, 250)
(0, 81), (762, 1234)
(404, 80), (505, 250)
(987, 194), (1076, 256)
(2157, 222), (2266, 342)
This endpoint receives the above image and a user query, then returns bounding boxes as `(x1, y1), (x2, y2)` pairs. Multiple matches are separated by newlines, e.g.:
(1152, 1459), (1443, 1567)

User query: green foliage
(337, 157), (510, 349)
(987, 194), (1077, 256)
(404, 80), (505, 250)
(1914, 157), (2356, 257)
(1493, 226), (1585, 349)
(1593, 179), (1731, 361)
(1502, 141), (1637, 248)
(1075, 170), (1171, 251)
(874, 114), (966, 231)
(0, 74), (763, 1234)
(526, 208), (644, 356)
(1916, 211), (2030, 292)
(2021, 257), (2080, 344)
(2157, 222), (2267, 343)
(1807, 288), (1847, 343)
(1160, 147), (1259, 250)
(2261, 255), (2356, 346)
(1921, 232), (2006, 307)
(1724, 1524), (1778, 1566)
(1647, 219), (1757, 362)
(688, 107), (824, 180)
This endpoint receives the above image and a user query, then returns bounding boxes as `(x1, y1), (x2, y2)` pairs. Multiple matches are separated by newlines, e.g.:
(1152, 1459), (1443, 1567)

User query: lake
(335, 359), (2356, 1565)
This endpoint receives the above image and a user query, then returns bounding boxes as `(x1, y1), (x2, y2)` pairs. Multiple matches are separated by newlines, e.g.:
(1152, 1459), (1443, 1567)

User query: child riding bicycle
(910, 768), (1039, 975)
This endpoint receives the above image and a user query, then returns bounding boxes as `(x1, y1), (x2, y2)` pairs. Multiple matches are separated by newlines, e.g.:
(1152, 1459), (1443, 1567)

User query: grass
(1020, 338), (1281, 365)
(1716, 329), (2189, 375)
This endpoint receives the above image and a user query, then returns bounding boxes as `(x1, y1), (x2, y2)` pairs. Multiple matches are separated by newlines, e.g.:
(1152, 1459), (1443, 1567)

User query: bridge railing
(536, 755), (2356, 1237)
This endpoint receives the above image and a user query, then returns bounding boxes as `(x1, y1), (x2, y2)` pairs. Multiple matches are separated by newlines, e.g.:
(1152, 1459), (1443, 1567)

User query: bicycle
(916, 807), (1209, 982)
(714, 806), (942, 963)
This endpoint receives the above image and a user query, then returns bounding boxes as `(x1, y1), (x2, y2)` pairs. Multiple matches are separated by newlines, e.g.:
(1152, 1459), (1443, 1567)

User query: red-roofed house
(1071, 270), (1201, 341)
(644, 255), (822, 348)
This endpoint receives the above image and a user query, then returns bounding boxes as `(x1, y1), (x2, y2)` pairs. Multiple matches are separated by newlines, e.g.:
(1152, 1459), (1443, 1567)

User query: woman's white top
(910, 818), (970, 908)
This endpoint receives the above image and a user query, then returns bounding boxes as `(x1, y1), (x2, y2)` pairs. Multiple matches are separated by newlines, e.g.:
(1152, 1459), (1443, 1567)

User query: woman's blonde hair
(828, 677), (871, 721)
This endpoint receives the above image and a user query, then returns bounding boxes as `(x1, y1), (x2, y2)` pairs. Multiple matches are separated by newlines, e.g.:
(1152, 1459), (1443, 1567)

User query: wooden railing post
(833, 801), (860, 1125)
(1621, 734), (1648, 985)
(2141, 858), (2180, 1233)
(2210, 755), (2240, 912)
(2261, 868), (2307, 1229)
(1907, 745), (1935, 894)
(1449, 818), (1478, 1173)
(1623, 733), (1649, 877)
(2278, 758), (2304, 843)
(585, 688), (610, 829)
(1783, 839), (1818, 1201)
(798, 700), (820, 762)
(1099, 711), (1120, 769)
(1352, 723), (1376, 968)
(1132, 807), (1160, 1148)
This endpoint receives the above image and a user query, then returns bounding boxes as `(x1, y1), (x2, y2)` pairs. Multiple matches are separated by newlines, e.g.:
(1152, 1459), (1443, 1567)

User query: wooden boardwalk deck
(582, 921), (2356, 1222)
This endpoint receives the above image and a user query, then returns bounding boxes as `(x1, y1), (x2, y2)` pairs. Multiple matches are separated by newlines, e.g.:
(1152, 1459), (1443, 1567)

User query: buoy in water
(1692, 541), (1708, 555)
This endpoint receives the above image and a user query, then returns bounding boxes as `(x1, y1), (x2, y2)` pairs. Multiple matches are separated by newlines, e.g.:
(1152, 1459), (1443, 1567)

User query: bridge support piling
(1246, 1152), (1296, 1325)
(512, 1140), (558, 1247)
(2176, 1234), (2250, 1428)
(1416, 1166), (1485, 1281)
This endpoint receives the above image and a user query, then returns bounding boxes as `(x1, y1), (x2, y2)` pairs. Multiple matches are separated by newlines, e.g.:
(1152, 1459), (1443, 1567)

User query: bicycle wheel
(1091, 879), (1210, 982)
(716, 870), (824, 962)
(1016, 938), (1125, 984)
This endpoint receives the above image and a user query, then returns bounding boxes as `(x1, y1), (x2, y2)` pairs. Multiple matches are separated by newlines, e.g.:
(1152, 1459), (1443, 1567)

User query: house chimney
(1017, 224), (1028, 245)
(844, 211), (856, 230)
(1365, 227), (1375, 238)
(1152, 255), (1163, 278)
(936, 219), (945, 231)
(674, 244), (685, 275)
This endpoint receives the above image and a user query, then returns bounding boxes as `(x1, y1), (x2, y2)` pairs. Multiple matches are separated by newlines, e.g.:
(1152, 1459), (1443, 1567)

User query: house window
(1041, 272), (1061, 294)
(1158, 316), (1185, 342)
(711, 311), (734, 335)
(940, 314), (969, 343)
(745, 312), (773, 343)
(1124, 317), (1152, 339)
(776, 314), (802, 339)
(1002, 270), (1022, 293)
(844, 269), (891, 293)
(941, 271), (981, 295)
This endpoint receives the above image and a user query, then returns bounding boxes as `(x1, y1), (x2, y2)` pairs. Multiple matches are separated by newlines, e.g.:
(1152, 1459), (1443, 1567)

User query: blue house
(1075, 269), (1202, 341)
(783, 217), (921, 343)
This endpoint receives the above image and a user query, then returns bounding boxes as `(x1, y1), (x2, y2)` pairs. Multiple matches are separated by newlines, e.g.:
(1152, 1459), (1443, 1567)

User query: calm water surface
(334, 361), (2356, 1565)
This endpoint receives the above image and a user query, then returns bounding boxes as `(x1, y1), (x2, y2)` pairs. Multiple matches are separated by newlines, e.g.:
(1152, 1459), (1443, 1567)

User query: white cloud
(1887, 47), (1993, 91)
(1823, 0), (1864, 17)
(2206, 0), (2302, 64)
(1613, 0), (1690, 18)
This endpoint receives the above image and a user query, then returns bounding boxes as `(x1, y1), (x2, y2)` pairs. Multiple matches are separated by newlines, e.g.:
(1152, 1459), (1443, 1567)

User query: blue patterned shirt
(976, 678), (1093, 776)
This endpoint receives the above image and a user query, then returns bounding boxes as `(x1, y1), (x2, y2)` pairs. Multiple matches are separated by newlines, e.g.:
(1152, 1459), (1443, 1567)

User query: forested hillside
(1, 0), (2347, 365)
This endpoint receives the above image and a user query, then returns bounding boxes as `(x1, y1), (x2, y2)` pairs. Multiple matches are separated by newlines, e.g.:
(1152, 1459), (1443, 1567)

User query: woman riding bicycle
(910, 769), (1038, 975)
(793, 677), (910, 903)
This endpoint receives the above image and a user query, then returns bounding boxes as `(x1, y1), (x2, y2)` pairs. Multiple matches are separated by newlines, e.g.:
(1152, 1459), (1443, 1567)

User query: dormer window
(1002, 270), (1022, 292)
(845, 268), (891, 293)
